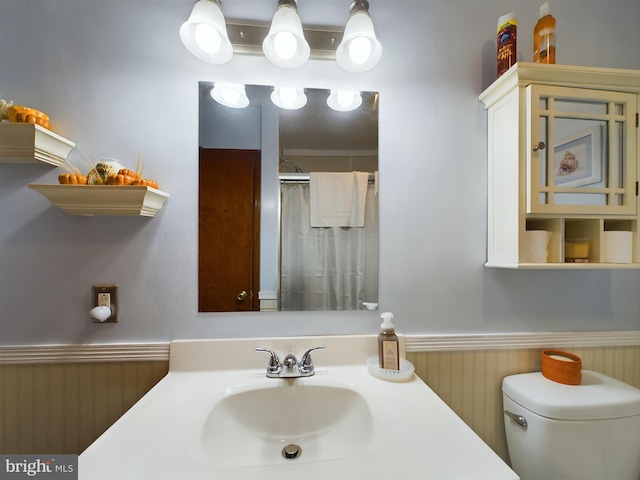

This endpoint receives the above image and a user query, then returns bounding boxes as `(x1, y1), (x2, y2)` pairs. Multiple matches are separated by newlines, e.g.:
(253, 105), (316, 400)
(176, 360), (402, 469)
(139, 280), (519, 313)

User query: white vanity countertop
(79, 335), (519, 480)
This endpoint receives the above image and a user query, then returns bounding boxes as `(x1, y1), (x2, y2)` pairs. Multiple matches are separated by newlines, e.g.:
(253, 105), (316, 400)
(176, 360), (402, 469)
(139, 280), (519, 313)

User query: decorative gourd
(118, 168), (140, 179)
(131, 178), (159, 189)
(7, 105), (50, 129)
(107, 174), (136, 185)
(58, 173), (87, 185)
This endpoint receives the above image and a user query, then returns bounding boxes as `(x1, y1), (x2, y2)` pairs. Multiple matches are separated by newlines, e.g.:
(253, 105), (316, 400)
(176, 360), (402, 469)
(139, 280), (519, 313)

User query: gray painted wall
(1, 0), (639, 345)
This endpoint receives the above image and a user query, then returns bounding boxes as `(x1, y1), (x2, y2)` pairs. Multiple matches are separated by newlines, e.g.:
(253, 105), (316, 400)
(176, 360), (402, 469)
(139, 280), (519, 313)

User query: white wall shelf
(28, 184), (170, 217)
(0, 123), (76, 166)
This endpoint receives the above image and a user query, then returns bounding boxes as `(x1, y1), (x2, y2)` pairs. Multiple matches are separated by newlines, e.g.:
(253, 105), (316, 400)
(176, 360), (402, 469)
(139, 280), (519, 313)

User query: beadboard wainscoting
(1, 332), (639, 461)
(407, 345), (640, 463)
(0, 361), (168, 454)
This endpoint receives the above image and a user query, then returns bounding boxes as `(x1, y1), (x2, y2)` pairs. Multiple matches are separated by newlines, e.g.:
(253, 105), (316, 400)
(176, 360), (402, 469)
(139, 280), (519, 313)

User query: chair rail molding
(1, 330), (640, 364)
(405, 330), (640, 352)
(0, 343), (170, 364)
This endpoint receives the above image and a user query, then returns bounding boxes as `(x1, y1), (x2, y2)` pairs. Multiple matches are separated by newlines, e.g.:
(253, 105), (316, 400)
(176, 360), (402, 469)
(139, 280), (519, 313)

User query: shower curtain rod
(279, 173), (376, 184)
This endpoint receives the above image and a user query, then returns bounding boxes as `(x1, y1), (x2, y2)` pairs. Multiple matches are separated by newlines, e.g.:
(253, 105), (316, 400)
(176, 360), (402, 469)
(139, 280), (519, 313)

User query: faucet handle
(255, 348), (282, 376)
(299, 345), (325, 374)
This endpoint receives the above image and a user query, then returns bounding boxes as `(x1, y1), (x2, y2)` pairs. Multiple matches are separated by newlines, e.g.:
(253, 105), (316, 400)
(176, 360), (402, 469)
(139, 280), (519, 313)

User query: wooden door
(199, 148), (261, 311)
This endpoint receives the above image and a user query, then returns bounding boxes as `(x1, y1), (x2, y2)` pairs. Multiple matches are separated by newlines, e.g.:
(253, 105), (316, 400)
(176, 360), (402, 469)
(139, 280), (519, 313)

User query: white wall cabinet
(479, 63), (640, 268)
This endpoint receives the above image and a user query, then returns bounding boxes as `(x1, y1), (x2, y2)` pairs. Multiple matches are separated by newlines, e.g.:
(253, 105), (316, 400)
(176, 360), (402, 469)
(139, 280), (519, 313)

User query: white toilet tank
(502, 370), (640, 480)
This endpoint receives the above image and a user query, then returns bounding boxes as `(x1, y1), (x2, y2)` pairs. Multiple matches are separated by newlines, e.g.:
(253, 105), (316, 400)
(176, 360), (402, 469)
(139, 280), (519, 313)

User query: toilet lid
(502, 370), (640, 420)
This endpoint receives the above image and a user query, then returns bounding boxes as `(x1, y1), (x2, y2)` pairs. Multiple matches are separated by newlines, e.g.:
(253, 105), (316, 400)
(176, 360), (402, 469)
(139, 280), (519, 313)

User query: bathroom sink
(200, 382), (373, 465)
(79, 335), (519, 480)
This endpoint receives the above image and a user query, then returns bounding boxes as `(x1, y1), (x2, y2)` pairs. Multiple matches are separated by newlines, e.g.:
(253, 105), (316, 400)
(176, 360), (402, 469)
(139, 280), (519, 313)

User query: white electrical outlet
(97, 292), (111, 308)
(93, 285), (118, 322)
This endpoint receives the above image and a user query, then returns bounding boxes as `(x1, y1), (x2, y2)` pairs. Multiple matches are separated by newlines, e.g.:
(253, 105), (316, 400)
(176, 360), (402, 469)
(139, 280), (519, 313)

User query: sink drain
(282, 444), (302, 459)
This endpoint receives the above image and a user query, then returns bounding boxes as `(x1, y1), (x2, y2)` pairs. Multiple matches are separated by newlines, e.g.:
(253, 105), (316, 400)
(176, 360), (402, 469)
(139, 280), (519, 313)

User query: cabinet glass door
(526, 85), (636, 215)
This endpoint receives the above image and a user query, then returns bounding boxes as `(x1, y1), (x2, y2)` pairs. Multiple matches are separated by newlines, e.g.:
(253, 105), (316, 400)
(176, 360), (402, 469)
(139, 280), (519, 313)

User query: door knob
(237, 290), (248, 301)
(532, 141), (546, 152)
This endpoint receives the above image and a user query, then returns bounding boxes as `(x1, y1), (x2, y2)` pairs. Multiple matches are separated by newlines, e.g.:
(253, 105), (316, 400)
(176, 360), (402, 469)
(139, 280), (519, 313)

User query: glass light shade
(262, 3), (310, 68)
(271, 86), (307, 110)
(210, 83), (250, 108)
(327, 90), (363, 112)
(180, 0), (233, 64)
(336, 11), (382, 72)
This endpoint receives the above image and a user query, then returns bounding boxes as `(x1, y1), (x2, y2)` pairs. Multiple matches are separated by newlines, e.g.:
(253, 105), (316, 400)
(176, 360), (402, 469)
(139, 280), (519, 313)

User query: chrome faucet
(256, 346), (325, 378)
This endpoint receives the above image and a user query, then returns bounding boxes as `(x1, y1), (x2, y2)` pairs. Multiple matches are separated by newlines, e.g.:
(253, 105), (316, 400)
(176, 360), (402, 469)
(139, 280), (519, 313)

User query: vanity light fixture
(210, 83), (250, 108)
(180, 0), (382, 72)
(326, 89), (363, 111)
(271, 86), (307, 110)
(179, 0), (233, 64)
(336, 0), (382, 72)
(262, 0), (310, 68)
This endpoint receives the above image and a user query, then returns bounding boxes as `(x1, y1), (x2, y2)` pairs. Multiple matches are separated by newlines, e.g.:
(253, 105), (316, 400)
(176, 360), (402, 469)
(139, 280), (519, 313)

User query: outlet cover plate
(93, 284), (118, 323)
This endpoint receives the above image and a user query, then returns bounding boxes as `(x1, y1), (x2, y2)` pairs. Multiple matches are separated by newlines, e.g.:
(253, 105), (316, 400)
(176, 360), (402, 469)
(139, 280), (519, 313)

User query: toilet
(502, 370), (640, 480)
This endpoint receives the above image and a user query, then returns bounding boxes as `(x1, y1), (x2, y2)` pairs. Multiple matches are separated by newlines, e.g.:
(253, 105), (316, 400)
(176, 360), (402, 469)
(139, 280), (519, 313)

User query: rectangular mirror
(199, 83), (378, 312)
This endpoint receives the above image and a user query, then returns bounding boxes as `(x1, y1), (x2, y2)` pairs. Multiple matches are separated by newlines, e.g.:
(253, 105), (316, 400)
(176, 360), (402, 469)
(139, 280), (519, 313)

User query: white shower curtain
(280, 182), (378, 311)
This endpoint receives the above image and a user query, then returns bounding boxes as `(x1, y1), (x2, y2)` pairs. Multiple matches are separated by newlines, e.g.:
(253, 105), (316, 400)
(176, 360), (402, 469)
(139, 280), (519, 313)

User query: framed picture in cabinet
(554, 125), (602, 188)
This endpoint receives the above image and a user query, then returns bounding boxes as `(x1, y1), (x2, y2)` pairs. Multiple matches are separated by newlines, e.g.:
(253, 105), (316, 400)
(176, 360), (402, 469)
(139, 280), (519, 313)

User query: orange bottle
(533, 2), (556, 64)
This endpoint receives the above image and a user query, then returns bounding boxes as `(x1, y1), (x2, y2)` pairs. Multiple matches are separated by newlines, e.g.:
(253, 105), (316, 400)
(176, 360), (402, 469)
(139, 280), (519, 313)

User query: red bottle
(497, 12), (517, 77)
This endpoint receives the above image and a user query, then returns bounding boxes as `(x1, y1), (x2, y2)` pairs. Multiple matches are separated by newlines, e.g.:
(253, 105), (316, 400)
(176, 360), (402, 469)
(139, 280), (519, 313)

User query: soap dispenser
(378, 312), (399, 370)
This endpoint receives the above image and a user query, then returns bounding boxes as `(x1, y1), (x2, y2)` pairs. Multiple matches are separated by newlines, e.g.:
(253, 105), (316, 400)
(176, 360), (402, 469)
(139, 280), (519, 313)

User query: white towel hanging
(309, 172), (369, 227)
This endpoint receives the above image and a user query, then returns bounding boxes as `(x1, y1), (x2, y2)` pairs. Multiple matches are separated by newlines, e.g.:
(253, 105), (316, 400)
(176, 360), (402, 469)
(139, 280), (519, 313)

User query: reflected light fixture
(180, 0), (233, 64)
(271, 86), (307, 110)
(210, 83), (250, 108)
(336, 0), (382, 72)
(327, 89), (363, 111)
(262, 0), (310, 68)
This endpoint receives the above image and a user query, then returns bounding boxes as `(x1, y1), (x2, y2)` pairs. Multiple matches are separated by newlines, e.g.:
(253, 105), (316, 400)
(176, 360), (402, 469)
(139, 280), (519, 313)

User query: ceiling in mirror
(199, 83), (378, 173)
(277, 88), (378, 162)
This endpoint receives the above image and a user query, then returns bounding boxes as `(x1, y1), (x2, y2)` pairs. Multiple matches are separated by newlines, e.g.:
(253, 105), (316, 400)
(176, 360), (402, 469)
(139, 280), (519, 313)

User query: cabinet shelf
(28, 184), (170, 217)
(486, 262), (640, 270)
(0, 123), (75, 166)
